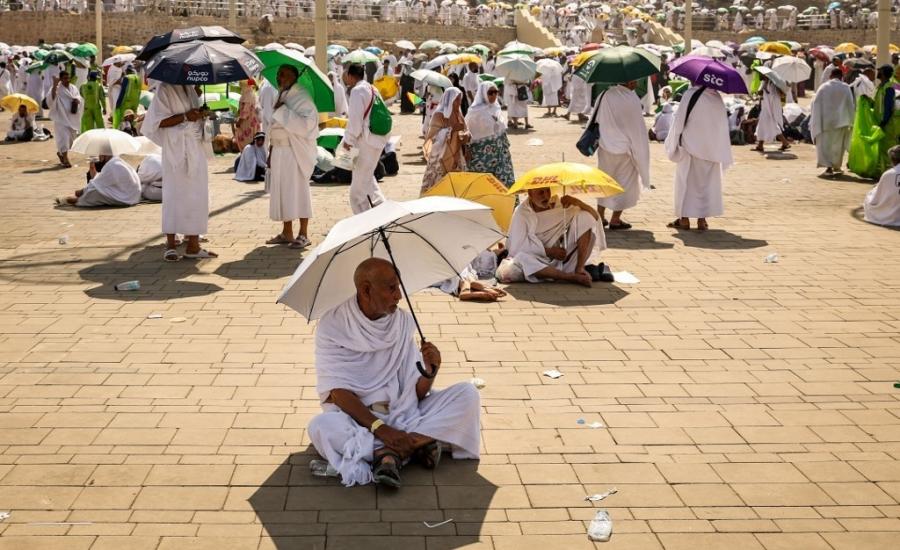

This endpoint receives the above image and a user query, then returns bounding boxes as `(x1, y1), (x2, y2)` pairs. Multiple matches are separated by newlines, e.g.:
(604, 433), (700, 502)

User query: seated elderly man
(234, 132), (267, 182)
(500, 187), (608, 287)
(5, 105), (34, 142)
(863, 145), (900, 227)
(307, 258), (481, 488)
(56, 154), (141, 207)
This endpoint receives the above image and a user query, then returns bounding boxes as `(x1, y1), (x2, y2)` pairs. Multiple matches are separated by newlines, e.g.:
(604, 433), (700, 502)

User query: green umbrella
(419, 40), (443, 51)
(341, 49), (380, 65)
(317, 127), (344, 150)
(71, 43), (98, 58)
(479, 73), (504, 86)
(43, 49), (75, 65)
(465, 44), (491, 57)
(25, 60), (45, 74)
(575, 45), (660, 84)
(32, 49), (50, 60)
(258, 48), (336, 113)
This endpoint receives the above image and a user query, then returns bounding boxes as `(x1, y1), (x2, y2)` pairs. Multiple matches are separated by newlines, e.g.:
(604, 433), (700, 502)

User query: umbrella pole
(368, 196), (437, 379)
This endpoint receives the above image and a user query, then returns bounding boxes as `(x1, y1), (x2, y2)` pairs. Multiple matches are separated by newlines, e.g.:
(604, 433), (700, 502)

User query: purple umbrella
(669, 55), (749, 95)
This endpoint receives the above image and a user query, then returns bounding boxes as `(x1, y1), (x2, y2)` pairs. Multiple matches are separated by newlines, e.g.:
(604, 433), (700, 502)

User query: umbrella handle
(368, 196), (438, 380)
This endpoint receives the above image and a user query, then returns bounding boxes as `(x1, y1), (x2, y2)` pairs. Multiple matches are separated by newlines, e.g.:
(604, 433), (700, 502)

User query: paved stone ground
(0, 101), (899, 550)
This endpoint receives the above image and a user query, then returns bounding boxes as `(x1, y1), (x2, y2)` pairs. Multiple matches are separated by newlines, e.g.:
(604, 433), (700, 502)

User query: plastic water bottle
(309, 459), (338, 478)
(587, 510), (612, 542)
(114, 280), (140, 291)
(764, 253), (779, 264)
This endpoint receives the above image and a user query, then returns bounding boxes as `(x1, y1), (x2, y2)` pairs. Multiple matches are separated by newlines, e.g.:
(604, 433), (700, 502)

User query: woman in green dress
(464, 81), (515, 188)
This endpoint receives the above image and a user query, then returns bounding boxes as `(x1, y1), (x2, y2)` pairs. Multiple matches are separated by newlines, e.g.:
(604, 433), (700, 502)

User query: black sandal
(372, 450), (402, 488)
(413, 441), (442, 470)
(667, 219), (690, 229)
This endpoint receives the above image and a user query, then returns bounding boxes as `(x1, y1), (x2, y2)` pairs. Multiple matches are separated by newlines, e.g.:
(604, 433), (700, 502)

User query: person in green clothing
(79, 71), (106, 132)
(113, 67), (142, 129)
(874, 65), (900, 173)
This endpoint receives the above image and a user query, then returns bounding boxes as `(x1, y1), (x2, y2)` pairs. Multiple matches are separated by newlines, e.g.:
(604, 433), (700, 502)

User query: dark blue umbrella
(144, 40), (261, 85)
(137, 26), (245, 62)
(669, 55), (749, 95)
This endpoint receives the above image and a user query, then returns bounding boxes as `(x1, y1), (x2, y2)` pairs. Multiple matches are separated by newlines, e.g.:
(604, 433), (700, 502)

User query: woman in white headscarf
(420, 87), (469, 194)
(465, 81), (515, 187)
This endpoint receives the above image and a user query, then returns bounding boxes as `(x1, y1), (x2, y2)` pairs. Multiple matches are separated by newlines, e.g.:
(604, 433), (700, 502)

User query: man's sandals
(372, 450), (402, 488)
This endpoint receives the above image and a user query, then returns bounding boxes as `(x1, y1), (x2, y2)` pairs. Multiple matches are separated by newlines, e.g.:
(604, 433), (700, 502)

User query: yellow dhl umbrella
(571, 50), (600, 68)
(759, 42), (792, 56)
(449, 53), (483, 65)
(1, 93), (40, 113)
(374, 75), (399, 100)
(422, 172), (515, 232)
(834, 42), (861, 54)
(111, 45), (134, 55)
(508, 162), (623, 198)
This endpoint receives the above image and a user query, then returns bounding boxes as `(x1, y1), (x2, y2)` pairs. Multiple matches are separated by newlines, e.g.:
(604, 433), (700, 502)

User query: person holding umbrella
(141, 83), (215, 261)
(754, 70), (791, 153)
(49, 70), (82, 168)
(265, 64), (319, 250)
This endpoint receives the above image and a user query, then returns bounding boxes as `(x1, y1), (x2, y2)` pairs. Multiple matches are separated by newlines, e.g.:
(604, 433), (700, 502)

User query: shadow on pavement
(250, 448), (496, 550)
(605, 229), (674, 250)
(80, 245), (222, 300)
(672, 229), (768, 250)
(504, 281), (628, 307)
(215, 245), (303, 280)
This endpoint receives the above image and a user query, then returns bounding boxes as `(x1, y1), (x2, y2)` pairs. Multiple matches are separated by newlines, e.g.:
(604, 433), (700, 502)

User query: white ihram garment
(268, 85), (318, 221)
(566, 76), (590, 116)
(344, 81), (388, 214)
(506, 200), (606, 283)
(664, 86), (733, 219)
(234, 143), (267, 182)
(50, 82), (82, 153)
(142, 84), (209, 236)
(76, 156), (141, 207)
(755, 81), (784, 142)
(138, 154), (163, 202)
(257, 80), (278, 136)
(503, 79), (530, 118)
(592, 85), (651, 212)
(810, 79), (855, 170)
(308, 296), (481, 487)
(863, 167), (900, 227)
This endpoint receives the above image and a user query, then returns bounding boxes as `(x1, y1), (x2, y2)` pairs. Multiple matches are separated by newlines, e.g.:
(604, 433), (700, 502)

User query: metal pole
(314, 0), (328, 72)
(95, 0), (103, 61)
(875, 0), (890, 66)
(683, 0), (692, 54)
(229, 0), (237, 29)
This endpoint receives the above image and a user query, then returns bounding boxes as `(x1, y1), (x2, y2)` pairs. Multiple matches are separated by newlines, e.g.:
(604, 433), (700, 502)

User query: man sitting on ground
(500, 187), (608, 286)
(307, 258), (481, 488)
(57, 153), (141, 207)
(138, 153), (163, 202)
(5, 105), (34, 142)
(234, 132), (267, 182)
(863, 145), (900, 227)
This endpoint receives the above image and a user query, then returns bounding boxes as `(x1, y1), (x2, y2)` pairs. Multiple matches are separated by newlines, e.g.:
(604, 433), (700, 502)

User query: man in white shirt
(461, 62), (480, 104)
(342, 63), (389, 214)
(850, 68), (876, 101)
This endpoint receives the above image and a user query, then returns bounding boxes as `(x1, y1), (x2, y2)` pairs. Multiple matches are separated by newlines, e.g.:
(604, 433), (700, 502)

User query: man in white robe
(503, 78), (531, 129)
(257, 78), (278, 136)
(25, 66), (44, 118)
(59, 154), (141, 207)
(591, 81), (650, 230)
(142, 83), (215, 261)
(105, 60), (125, 119)
(461, 62), (480, 104)
(0, 62), (12, 100)
(540, 66), (562, 117)
(6, 105), (35, 141)
(502, 187), (606, 287)
(850, 68), (876, 101)
(266, 65), (319, 249)
(754, 77), (790, 152)
(565, 75), (590, 122)
(819, 57), (843, 88)
(49, 70), (82, 168)
(342, 63), (388, 214)
(664, 86), (734, 231)
(138, 153), (163, 202)
(650, 101), (677, 142)
(810, 70), (855, 176)
(863, 146), (900, 227)
(234, 132), (267, 182)
(308, 258), (481, 488)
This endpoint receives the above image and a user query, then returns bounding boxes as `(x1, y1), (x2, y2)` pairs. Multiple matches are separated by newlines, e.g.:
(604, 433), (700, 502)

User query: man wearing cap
(234, 132), (267, 182)
(80, 70), (106, 132)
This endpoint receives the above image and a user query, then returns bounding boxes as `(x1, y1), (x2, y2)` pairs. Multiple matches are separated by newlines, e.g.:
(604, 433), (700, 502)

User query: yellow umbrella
(571, 50), (600, 68)
(869, 44), (899, 55)
(449, 53), (483, 65)
(759, 42), (792, 56)
(834, 42), (861, 54)
(1, 93), (39, 113)
(423, 172), (515, 232)
(543, 46), (566, 57)
(508, 162), (623, 198)
(374, 75), (399, 100)
(322, 117), (347, 128)
(111, 45), (134, 55)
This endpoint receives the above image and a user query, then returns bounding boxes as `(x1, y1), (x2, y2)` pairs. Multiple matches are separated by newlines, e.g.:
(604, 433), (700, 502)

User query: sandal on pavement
(163, 249), (180, 262)
(667, 219), (690, 229)
(413, 441), (442, 470)
(372, 450), (402, 488)
(266, 234), (293, 245)
(289, 235), (312, 250)
(183, 249), (218, 259)
(608, 222), (632, 230)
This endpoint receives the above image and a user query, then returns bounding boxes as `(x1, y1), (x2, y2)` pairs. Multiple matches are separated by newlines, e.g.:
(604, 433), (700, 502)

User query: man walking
(342, 63), (389, 214)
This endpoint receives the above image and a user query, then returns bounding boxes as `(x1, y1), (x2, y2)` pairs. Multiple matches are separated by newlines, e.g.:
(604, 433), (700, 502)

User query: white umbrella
(493, 56), (538, 82)
(411, 69), (453, 88)
(277, 196), (504, 322)
(395, 40), (417, 51)
(102, 53), (136, 66)
(424, 54), (456, 70)
(133, 136), (162, 156)
(535, 58), (563, 76)
(771, 56), (812, 83)
(71, 129), (140, 157)
(692, 46), (727, 59)
(755, 66), (789, 94)
(284, 42), (305, 51)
